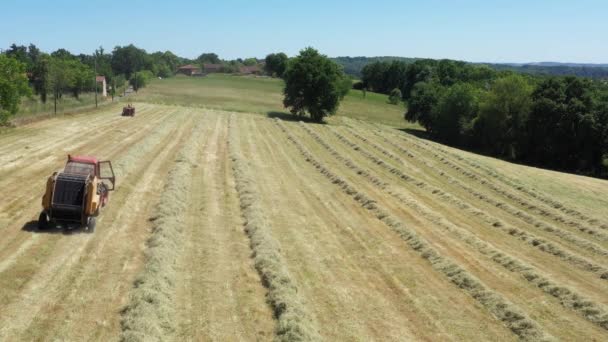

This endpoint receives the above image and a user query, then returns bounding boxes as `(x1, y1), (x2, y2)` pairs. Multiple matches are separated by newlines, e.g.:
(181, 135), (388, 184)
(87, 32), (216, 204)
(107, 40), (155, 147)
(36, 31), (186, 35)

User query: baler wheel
(86, 216), (96, 233)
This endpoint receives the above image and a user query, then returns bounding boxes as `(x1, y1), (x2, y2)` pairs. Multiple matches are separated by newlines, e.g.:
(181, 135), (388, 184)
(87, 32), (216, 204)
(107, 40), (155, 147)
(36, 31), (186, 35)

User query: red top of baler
(68, 155), (98, 165)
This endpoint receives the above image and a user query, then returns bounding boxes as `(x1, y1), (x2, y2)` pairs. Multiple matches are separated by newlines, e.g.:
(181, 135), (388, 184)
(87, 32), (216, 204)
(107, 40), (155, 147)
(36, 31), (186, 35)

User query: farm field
(1, 79), (608, 341)
(134, 74), (421, 129)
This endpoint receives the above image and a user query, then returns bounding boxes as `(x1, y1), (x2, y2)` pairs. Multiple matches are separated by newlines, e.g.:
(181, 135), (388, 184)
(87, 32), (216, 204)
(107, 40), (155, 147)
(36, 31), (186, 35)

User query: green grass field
(16, 93), (113, 118)
(133, 74), (422, 129)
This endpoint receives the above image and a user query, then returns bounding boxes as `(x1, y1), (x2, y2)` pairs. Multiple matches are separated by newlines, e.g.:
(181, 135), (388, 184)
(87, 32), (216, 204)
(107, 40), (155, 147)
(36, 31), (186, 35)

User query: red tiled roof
(96, 75), (106, 82)
(178, 64), (201, 70)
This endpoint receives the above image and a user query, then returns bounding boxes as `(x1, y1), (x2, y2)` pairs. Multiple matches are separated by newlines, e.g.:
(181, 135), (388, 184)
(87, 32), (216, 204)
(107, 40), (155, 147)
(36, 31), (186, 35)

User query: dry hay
(120, 115), (205, 342)
(275, 119), (553, 341)
(295, 120), (608, 334)
(228, 115), (320, 341)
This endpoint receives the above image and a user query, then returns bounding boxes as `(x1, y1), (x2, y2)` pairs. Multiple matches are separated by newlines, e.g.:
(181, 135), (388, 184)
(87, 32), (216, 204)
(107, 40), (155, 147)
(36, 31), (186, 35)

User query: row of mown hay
(370, 122), (608, 231)
(228, 115), (320, 341)
(120, 114), (205, 342)
(298, 122), (608, 331)
(330, 125), (608, 279)
(366, 125), (608, 239)
(112, 109), (182, 179)
(340, 126), (608, 263)
(276, 119), (552, 341)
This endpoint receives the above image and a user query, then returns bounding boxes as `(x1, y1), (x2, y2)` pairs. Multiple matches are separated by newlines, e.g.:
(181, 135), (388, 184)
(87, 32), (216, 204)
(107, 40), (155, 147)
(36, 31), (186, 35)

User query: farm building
(239, 65), (261, 75)
(96, 76), (107, 97)
(203, 63), (223, 73)
(176, 64), (202, 76)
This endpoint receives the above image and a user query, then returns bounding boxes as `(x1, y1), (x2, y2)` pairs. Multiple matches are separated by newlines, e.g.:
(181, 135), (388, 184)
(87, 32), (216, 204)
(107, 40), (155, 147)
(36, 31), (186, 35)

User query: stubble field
(1, 77), (608, 341)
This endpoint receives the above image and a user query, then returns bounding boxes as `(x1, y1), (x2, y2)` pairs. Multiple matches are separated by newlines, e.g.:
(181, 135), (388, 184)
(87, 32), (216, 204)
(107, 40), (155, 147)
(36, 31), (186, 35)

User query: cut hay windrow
(340, 126), (608, 261)
(120, 114), (207, 342)
(275, 119), (552, 341)
(228, 115), (320, 342)
(370, 121), (608, 232)
(294, 121), (608, 331)
(364, 125), (608, 239)
(404, 127), (608, 230)
(314, 124), (608, 279)
(326, 127), (608, 264)
(112, 108), (183, 179)
(329, 125), (608, 279)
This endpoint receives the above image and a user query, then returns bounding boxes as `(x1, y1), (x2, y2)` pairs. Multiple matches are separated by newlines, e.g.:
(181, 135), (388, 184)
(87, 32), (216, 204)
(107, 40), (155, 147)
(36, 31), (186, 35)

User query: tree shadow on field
(266, 111), (326, 124)
(21, 220), (87, 235)
(397, 128), (431, 140)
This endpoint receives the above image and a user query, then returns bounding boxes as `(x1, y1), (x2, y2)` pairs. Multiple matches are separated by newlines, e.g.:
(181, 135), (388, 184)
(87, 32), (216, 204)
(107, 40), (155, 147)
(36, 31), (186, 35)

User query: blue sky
(1, 0), (606, 63)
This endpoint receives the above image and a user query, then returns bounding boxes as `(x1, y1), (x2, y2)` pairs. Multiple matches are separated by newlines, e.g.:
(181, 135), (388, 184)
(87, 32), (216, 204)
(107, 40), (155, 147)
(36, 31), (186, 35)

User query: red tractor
(39, 155), (116, 232)
(122, 103), (135, 116)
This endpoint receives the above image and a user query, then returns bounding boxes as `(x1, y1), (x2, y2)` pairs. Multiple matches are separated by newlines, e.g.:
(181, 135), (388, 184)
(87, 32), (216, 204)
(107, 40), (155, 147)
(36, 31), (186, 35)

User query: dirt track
(1, 103), (607, 340)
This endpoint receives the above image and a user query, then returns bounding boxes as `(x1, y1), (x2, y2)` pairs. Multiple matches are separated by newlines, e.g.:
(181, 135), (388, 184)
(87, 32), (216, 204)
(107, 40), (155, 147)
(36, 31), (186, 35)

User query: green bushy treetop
(282, 47), (349, 123)
(0, 54), (31, 122)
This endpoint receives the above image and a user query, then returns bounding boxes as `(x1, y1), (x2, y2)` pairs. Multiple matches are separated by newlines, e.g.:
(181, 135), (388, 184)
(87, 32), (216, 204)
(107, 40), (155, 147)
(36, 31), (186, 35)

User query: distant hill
(331, 56), (419, 78)
(484, 63), (608, 79)
(333, 56), (608, 79)
(504, 62), (608, 68)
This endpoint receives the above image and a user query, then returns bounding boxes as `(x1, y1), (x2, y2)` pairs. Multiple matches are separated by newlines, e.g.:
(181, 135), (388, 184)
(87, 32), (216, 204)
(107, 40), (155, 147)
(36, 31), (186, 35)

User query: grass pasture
(16, 93), (113, 118)
(134, 74), (421, 129)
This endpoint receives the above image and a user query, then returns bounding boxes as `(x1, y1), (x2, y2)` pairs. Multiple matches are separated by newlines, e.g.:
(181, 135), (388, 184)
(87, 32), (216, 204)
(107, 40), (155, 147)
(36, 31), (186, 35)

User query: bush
(388, 88), (402, 105)
(0, 54), (32, 122)
(129, 70), (153, 91)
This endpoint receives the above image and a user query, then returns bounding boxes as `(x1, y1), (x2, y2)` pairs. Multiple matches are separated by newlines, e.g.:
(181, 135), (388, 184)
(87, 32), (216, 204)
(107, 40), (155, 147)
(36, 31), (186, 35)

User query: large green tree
(475, 74), (533, 157)
(431, 83), (479, 144)
(197, 52), (220, 64)
(48, 57), (75, 114)
(361, 61), (389, 93)
(403, 59), (437, 99)
(51, 48), (75, 60)
(264, 52), (288, 77)
(0, 55), (31, 122)
(5, 44), (28, 67)
(31, 54), (50, 103)
(111, 44), (150, 78)
(150, 50), (180, 77)
(405, 81), (443, 130)
(69, 60), (94, 98)
(282, 47), (348, 122)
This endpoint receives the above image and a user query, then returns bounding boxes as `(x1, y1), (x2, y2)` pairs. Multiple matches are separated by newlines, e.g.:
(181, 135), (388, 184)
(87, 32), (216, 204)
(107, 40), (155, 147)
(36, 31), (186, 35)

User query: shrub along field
(0, 76), (607, 341)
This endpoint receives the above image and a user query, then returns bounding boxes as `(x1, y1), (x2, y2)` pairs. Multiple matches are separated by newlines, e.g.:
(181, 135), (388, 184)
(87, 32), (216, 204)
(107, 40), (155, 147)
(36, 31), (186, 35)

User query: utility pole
(94, 53), (98, 108)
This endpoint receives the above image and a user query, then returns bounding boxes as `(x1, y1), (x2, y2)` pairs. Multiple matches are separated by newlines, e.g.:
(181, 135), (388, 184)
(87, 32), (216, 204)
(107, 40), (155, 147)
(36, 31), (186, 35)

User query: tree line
(0, 43), (268, 121)
(361, 58), (608, 176)
(195, 52), (263, 73)
(487, 63), (608, 79)
(1, 43), (349, 125)
(331, 56), (418, 78)
(334, 56), (608, 79)
(0, 43), (192, 121)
